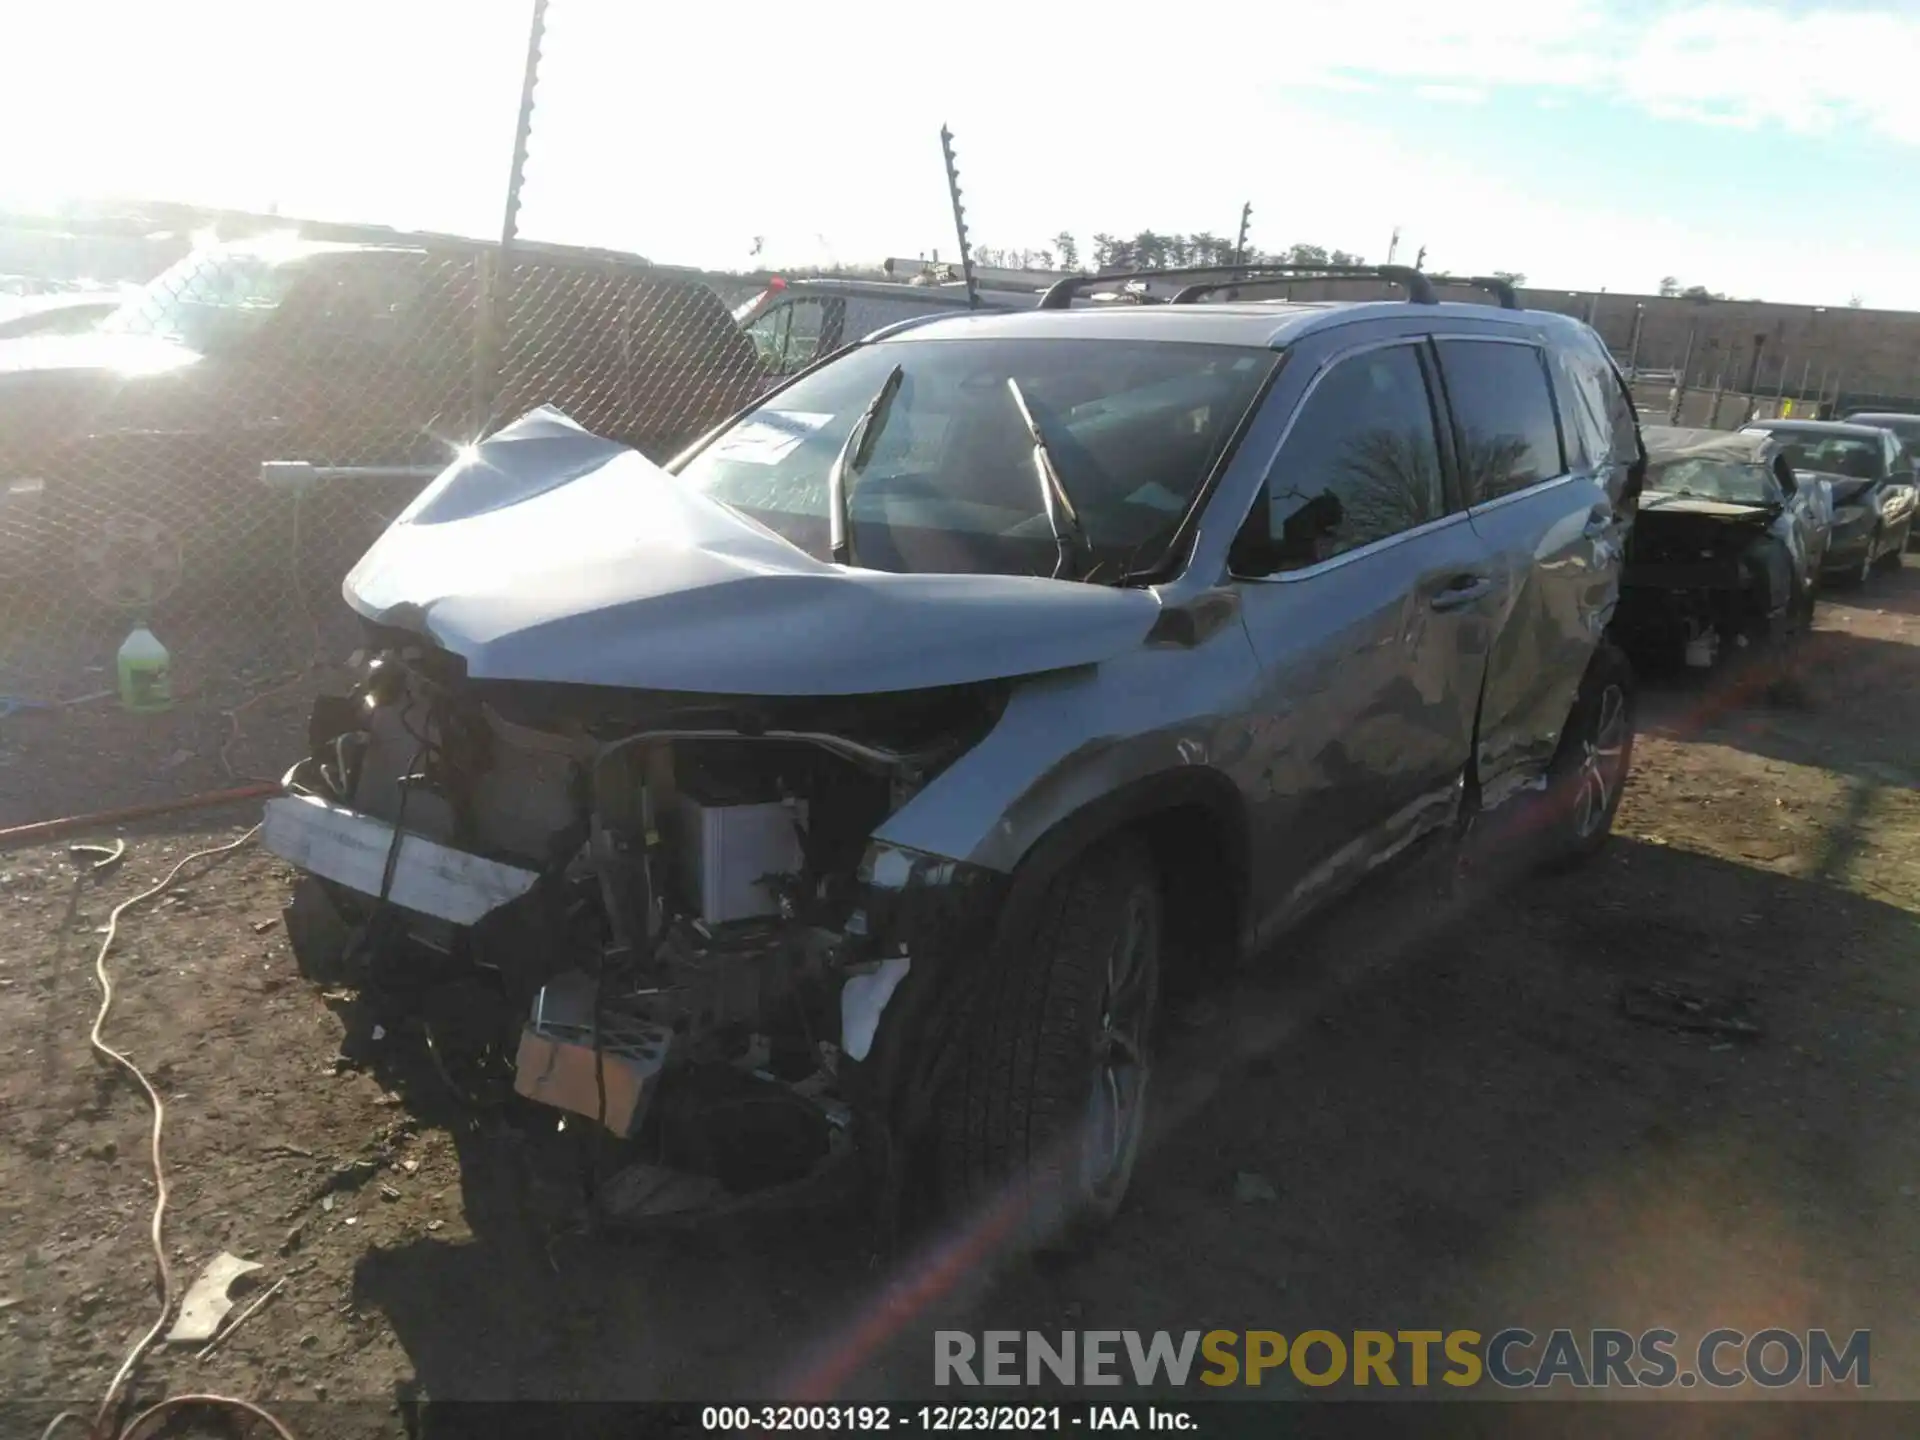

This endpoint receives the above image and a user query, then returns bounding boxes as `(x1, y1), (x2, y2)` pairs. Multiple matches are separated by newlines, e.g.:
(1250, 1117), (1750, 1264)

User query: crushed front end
(266, 635), (1010, 1223)
(1615, 503), (1794, 669)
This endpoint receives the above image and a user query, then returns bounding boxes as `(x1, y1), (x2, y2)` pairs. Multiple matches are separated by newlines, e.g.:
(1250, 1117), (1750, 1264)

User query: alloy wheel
(1571, 683), (1630, 841)
(1079, 884), (1159, 1206)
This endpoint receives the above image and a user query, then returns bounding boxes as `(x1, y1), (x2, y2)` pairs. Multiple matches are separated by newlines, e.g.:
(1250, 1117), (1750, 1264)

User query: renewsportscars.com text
(934, 1328), (1870, 1390)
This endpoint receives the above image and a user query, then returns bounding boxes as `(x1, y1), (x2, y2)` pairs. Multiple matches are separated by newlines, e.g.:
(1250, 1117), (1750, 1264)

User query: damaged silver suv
(266, 265), (1645, 1244)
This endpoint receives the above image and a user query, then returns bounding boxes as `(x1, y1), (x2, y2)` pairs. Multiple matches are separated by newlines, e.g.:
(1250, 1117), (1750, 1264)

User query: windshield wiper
(827, 363), (904, 567)
(1004, 377), (1090, 580)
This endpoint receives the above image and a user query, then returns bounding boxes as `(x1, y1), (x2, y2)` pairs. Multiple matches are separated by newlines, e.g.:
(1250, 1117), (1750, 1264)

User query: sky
(3, 0), (1917, 308)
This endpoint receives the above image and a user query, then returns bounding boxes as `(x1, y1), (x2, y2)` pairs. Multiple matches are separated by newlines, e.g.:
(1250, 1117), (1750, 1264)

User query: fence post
(473, 250), (498, 439)
(1670, 324), (1697, 423)
(1708, 367), (1726, 428)
(1625, 303), (1645, 375)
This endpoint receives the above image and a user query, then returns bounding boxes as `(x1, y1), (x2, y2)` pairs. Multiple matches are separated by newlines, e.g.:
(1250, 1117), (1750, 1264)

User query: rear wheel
(933, 835), (1161, 1250)
(1541, 640), (1636, 869)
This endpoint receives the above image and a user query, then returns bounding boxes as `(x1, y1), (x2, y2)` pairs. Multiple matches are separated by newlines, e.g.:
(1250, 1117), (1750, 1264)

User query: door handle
(1429, 574), (1494, 612)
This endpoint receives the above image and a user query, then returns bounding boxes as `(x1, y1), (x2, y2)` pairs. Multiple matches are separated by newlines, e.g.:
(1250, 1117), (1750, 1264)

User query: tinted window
(1257, 343), (1444, 571)
(1436, 339), (1565, 504)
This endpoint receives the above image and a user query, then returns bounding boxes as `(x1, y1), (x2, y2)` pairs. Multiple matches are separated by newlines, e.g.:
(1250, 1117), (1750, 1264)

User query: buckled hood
(343, 407), (1164, 695)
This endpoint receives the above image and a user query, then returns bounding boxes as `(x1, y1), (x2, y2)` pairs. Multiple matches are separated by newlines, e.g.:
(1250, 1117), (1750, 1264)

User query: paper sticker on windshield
(709, 410), (833, 465)
(1124, 480), (1189, 513)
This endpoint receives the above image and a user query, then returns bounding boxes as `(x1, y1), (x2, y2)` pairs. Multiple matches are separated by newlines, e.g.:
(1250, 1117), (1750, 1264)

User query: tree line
(972, 231), (1526, 286)
(974, 233), (1367, 274)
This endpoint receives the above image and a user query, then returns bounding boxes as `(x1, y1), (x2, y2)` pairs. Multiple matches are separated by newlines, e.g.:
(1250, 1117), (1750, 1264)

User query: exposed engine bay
(266, 635), (1009, 1215)
(1615, 501), (1798, 670)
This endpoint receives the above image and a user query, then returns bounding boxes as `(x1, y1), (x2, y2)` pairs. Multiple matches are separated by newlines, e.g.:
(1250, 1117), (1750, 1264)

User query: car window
(1256, 343), (1445, 571)
(746, 297), (838, 376)
(1763, 433), (1883, 480)
(676, 335), (1279, 579)
(1435, 339), (1566, 505)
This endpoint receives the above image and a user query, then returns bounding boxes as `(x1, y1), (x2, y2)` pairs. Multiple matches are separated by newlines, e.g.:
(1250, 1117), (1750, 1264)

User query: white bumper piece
(261, 793), (538, 926)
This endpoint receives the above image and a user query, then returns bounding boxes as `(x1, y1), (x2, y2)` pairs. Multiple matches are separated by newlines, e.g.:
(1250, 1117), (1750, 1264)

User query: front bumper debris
(261, 793), (538, 925)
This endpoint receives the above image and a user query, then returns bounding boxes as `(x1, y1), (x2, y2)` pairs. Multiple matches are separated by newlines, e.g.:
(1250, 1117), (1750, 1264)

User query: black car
(1843, 411), (1920, 548)
(1740, 419), (1916, 586)
(0, 235), (770, 590)
(1617, 426), (1826, 671)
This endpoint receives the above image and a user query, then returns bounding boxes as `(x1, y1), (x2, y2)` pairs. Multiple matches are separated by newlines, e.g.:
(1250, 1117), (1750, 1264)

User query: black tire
(1875, 539), (1904, 574)
(1540, 639), (1636, 870)
(933, 834), (1162, 1251)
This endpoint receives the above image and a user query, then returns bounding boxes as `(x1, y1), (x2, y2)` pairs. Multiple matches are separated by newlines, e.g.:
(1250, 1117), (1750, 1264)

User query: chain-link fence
(9, 218), (1920, 828)
(0, 230), (780, 825)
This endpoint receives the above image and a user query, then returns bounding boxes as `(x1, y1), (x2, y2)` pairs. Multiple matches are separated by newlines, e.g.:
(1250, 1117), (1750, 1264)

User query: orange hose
(0, 784), (279, 852)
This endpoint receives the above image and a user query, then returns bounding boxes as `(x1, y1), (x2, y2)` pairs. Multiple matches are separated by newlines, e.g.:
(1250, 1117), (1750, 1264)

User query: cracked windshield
(2, 1), (1916, 1434)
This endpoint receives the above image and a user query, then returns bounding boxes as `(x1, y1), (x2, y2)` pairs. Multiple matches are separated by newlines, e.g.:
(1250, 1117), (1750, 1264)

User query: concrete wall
(1266, 277), (1920, 410)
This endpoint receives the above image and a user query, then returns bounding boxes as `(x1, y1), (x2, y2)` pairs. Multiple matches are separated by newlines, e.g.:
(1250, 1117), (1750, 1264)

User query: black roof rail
(1038, 262), (1439, 309)
(1423, 273), (1522, 310)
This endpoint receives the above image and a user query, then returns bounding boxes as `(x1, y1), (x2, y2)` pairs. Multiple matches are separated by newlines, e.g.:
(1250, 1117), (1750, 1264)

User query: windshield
(674, 335), (1279, 580)
(1847, 414), (1920, 443)
(1757, 433), (1882, 480)
(1645, 457), (1779, 505)
(99, 246), (303, 352)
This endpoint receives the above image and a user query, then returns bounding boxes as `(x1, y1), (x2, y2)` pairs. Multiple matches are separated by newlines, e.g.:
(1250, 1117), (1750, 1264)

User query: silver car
(266, 270), (1645, 1244)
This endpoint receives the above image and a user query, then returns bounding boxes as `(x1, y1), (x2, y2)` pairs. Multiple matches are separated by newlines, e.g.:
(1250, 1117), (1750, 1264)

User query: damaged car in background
(1742, 418), (1915, 588)
(1614, 425), (1829, 675)
(264, 272), (1645, 1245)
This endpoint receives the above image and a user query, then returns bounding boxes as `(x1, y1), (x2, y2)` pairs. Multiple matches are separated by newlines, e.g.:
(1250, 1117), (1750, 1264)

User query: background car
(1844, 411), (1920, 548)
(1616, 426), (1827, 673)
(1741, 419), (1914, 586)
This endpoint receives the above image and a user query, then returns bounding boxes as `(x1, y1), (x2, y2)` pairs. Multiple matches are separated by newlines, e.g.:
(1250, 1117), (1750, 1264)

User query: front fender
(870, 611), (1262, 874)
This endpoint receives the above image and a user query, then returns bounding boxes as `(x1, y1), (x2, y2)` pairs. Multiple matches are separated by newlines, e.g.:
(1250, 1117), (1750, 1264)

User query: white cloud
(1414, 85), (1491, 105)
(1275, 1), (1920, 147)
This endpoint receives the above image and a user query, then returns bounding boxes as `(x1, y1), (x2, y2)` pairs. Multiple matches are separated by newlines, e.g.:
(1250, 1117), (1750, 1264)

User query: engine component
(674, 792), (808, 924)
(513, 970), (674, 1136)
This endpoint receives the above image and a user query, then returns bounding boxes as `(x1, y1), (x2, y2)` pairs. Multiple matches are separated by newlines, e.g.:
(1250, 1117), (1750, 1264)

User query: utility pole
(1386, 227), (1401, 265)
(1413, 245), (1426, 271)
(1234, 202), (1252, 268)
(938, 126), (979, 309)
(479, 0), (548, 436)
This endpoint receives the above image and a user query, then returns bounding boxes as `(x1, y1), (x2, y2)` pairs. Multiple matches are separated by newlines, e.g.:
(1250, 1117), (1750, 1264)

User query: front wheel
(933, 835), (1162, 1250)
(1542, 640), (1636, 869)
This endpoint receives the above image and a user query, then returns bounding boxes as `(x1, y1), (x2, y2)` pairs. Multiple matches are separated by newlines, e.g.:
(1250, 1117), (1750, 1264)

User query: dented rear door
(1433, 334), (1621, 806)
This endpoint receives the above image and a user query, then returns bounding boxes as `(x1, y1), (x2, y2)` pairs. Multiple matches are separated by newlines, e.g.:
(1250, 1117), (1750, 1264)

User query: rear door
(1434, 332), (1621, 806)
(1231, 331), (1501, 928)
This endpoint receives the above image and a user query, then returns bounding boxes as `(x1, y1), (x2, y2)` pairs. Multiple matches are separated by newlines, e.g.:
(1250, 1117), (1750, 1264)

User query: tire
(1540, 639), (1636, 870)
(1875, 540), (1904, 574)
(1845, 535), (1879, 588)
(933, 834), (1162, 1251)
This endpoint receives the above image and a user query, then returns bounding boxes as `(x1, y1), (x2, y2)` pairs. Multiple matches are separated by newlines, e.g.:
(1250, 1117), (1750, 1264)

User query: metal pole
(480, 0), (547, 434)
(1708, 367), (1726, 429)
(938, 126), (979, 310)
(1235, 203), (1253, 268)
(500, 0), (547, 254)
(1625, 304), (1645, 375)
(1670, 325), (1697, 423)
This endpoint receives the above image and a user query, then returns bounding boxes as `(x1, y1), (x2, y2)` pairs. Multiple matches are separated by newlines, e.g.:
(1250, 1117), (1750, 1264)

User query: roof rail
(1422, 273), (1522, 310)
(1038, 263), (1438, 310)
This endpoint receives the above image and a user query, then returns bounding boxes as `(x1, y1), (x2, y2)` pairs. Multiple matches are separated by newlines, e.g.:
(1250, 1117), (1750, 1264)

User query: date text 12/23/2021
(702, 1406), (1197, 1432)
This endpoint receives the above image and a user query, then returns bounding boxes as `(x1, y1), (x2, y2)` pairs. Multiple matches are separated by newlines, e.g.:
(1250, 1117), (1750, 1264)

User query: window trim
(1227, 334), (1464, 585)
(1427, 332), (1573, 512)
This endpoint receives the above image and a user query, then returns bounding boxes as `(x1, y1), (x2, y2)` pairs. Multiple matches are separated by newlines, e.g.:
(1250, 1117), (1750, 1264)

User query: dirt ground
(4, 571), (1920, 1433)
